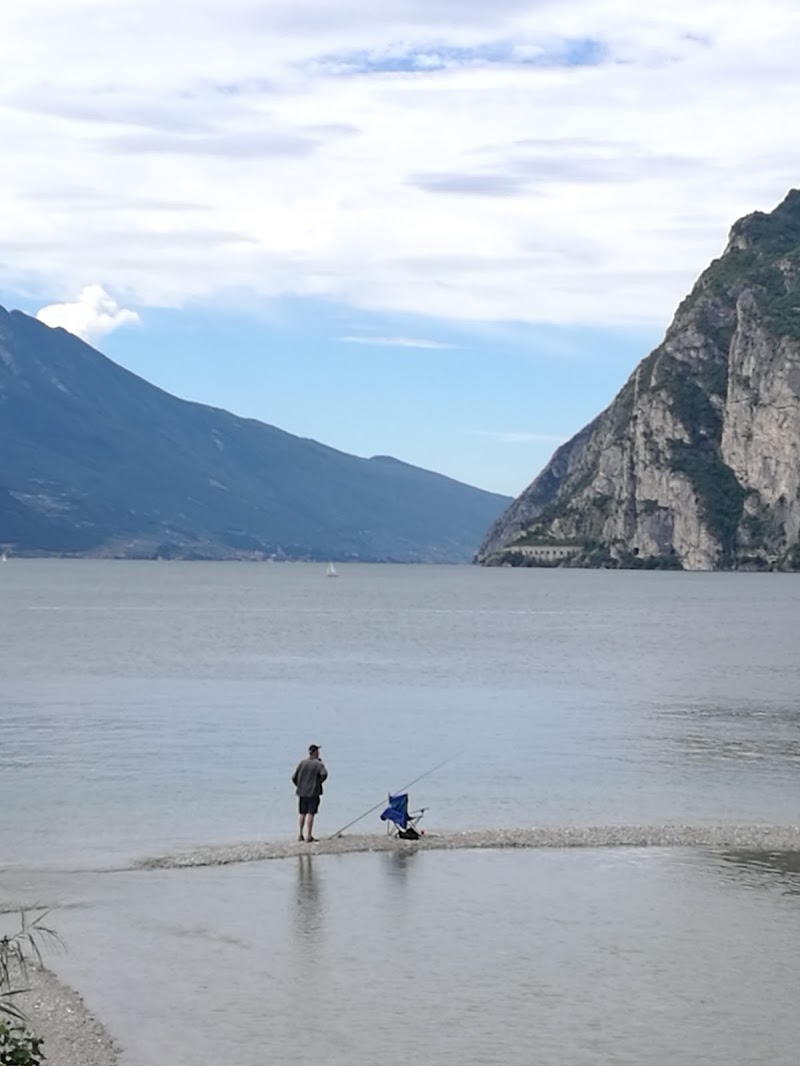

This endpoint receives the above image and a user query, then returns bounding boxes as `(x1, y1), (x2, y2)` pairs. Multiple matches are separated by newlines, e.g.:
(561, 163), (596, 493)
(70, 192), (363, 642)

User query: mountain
(477, 190), (800, 572)
(0, 306), (510, 562)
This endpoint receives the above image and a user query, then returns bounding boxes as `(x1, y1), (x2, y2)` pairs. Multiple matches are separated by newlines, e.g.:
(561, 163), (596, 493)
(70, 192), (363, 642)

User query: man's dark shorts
(298, 796), (320, 815)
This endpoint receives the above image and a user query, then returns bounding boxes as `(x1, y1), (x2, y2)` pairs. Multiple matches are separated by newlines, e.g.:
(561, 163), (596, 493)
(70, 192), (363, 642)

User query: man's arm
(318, 761), (328, 783)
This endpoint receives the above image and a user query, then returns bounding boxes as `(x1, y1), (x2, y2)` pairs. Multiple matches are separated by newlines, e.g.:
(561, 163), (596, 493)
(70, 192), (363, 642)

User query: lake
(1, 561), (799, 1064)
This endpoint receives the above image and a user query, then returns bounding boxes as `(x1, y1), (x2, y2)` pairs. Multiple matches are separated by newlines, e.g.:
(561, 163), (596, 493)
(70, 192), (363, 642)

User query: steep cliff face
(478, 190), (800, 571)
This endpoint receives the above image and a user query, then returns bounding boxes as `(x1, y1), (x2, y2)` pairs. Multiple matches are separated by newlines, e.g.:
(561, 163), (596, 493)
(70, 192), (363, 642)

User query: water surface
(1, 562), (799, 1064)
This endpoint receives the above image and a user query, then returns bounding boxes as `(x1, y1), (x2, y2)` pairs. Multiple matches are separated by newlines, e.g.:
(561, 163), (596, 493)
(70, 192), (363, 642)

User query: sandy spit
(136, 823), (800, 869)
(8, 965), (118, 1066)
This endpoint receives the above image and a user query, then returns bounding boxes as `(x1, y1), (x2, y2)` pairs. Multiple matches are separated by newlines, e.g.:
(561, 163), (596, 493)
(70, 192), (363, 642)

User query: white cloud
(36, 285), (140, 343)
(2, 2), (800, 326)
(339, 335), (455, 348)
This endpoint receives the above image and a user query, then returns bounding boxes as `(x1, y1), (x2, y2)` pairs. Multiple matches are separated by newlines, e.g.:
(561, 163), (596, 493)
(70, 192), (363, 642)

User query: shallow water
(5, 846), (800, 1066)
(1, 562), (799, 870)
(1, 561), (799, 1063)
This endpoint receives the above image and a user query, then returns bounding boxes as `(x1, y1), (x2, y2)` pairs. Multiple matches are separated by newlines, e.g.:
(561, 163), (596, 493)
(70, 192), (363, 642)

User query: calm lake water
(1, 561), (799, 1064)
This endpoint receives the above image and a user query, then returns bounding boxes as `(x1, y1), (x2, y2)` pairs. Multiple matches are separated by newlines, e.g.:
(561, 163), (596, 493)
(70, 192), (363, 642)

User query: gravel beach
(137, 823), (800, 869)
(8, 965), (118, 1066)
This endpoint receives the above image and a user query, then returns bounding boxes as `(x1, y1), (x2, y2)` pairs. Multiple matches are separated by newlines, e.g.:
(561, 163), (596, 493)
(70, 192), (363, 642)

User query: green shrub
(704, 248), (756, 290)
(1, 912), (61, 1065)
(657, 356), (721, 438)
(741, 512), (768, 546)
(669, 443), (746, 561)
(582, 543), (613, 567)
(759, 286), (800, 343)
(0, 1021), (44, 1066)
(616, 550), (683, 570)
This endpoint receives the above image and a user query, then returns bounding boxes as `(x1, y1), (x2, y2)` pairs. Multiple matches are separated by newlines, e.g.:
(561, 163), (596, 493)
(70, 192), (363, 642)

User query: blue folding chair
(380, 792), (426, 840)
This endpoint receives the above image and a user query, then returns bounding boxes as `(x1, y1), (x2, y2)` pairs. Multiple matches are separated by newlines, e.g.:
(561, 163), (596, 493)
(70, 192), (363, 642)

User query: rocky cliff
(477, 190), (800, 571)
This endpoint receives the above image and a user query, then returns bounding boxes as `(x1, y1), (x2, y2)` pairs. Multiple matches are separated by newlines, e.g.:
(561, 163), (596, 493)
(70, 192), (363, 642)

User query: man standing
(292, 744), (328, 842)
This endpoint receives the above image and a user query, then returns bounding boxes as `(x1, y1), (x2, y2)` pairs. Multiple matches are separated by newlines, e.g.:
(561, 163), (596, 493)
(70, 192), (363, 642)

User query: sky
(2, 1), (800, 496)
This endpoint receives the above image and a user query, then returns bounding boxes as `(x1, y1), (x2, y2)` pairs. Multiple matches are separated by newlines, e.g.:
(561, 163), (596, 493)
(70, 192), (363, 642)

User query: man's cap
(309, 743), (320, 753)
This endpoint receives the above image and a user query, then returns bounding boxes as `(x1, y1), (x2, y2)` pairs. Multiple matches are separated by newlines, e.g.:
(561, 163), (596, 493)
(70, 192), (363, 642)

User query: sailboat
(326, 562), (338, 578)
(0, 552), (7, 563)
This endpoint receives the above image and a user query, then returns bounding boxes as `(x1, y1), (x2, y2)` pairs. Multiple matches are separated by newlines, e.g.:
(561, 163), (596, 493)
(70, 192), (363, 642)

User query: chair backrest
(380, 792), (409, 828)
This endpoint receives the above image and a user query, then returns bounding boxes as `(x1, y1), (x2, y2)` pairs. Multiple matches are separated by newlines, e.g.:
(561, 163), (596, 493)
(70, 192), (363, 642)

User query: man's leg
(298, 810), (306, 841)
(306, 812), (315, 842)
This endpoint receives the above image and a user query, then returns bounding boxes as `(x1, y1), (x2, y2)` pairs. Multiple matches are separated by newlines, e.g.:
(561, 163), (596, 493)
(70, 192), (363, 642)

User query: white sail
(326, 562), (338, 577)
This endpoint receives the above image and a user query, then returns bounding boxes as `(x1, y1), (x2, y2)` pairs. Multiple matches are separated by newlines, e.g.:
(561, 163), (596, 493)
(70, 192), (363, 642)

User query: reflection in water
(379, 849), (419, 923)
(381, 848), (418, 888)
(294, 854), (323, 938)
(715, 850), (800, 896)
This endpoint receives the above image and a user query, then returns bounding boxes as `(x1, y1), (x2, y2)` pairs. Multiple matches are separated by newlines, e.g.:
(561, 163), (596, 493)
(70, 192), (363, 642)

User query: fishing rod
(328, 754), (456, 839)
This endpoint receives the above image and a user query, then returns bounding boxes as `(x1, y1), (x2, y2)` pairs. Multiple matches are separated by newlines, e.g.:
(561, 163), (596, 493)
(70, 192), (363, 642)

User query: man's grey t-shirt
(292, 757), (328, 797)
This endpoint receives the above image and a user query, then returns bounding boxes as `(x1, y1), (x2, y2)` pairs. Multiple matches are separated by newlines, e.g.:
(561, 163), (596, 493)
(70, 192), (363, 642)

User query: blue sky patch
(310, 37), (609, 76)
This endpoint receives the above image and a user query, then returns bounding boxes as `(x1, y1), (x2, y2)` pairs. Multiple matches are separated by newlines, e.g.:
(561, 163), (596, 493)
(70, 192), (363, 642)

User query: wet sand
(137, 823), (800, 869)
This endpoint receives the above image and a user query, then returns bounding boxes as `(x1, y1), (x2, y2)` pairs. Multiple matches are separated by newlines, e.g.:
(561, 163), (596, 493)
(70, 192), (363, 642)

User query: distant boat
(0, 552), (6, 563)
(326, 562), (338, 577)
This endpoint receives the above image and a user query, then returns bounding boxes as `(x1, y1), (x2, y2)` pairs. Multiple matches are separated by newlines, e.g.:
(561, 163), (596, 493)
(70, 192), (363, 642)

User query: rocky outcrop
(477, 190), (800, 571)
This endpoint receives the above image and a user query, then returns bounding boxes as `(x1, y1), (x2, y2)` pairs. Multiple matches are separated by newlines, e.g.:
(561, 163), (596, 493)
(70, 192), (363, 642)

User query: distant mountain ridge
(478, 190), (800, 571)
(0, 306), (510, 561)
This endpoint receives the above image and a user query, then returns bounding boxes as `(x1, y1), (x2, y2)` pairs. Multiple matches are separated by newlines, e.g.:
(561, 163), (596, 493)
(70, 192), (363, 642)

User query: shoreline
(12, 966), (118, 1066)
(8, 824), (799, 1063)
(137, 822), (800, 869)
